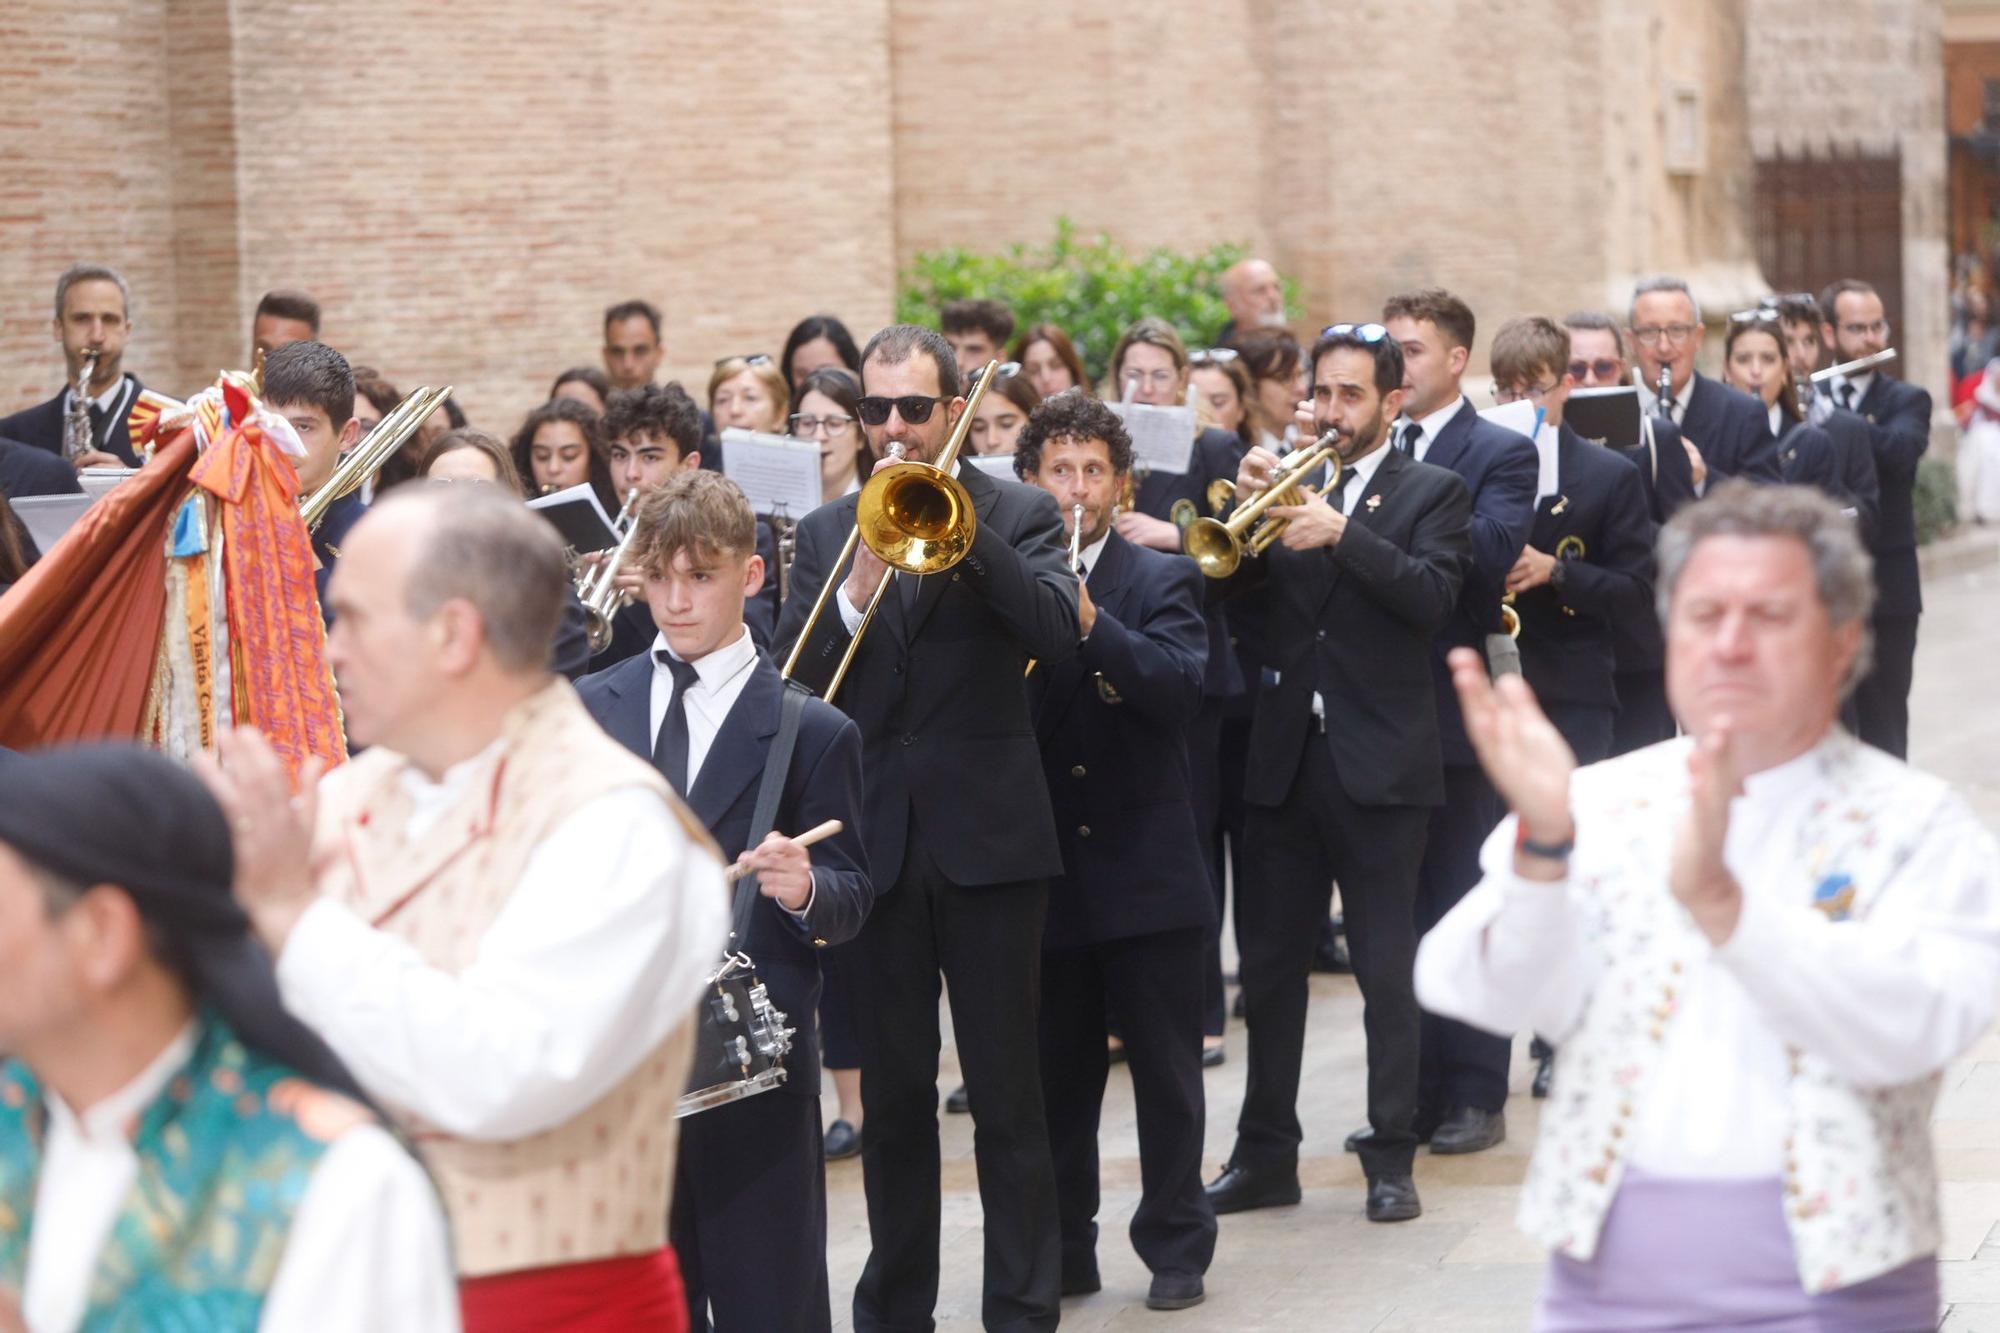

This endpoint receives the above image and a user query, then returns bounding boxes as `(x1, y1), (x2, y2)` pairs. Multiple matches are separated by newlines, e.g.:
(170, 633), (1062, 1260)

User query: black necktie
(87, 401), (107, 441)
(1331, 467), (1358, 515)
(1399, 423), (1421, 456)
(1839, 383), (1856, 412)
(652, 653), (701, 794)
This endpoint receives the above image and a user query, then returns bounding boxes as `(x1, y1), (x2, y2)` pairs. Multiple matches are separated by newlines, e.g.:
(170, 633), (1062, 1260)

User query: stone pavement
(821, 557), (2000, 1331)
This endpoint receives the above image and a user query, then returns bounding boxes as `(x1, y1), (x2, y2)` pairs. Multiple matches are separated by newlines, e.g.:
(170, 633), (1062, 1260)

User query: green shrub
(895, 218), (1297, 386)
(1913, 454), (1958, 546)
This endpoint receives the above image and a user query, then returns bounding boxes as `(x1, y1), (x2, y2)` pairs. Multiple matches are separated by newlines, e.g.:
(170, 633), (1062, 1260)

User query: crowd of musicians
(0, 257), (1972, 1333)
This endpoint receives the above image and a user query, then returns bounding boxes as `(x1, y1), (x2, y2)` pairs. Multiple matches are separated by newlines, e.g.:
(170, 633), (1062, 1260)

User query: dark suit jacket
(1777, 414), (1880, 546)
(0, 375), (144, 467)
(1613, 415), (1699, 523)
(1515, 428), (1655, 712)
(1852, 376), (1933, 617)
(1231, 446), (1472, 809)
(1417, 399), (1537, 765)
(776, 462), (1079, 888)
(1028, 531), (1212, 949)
(1135, 426), (1247, 700)
(311, 489), (367, 624)
(1679, 372), (1782, 484)
(577, 650), (873, 1096)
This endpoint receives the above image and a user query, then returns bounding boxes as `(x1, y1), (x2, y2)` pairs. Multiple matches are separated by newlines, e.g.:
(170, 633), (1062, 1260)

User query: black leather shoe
(1344, 1120), (1434, 1153)
(1311, 932), (1352, 974)
(1366, 1174), (1421, 1223)
(1204, 1160), (1301, 1215)
(1430, 1107), (1505, 1155)
(824, 1119), (860, 1160)
(1061, 1269), (1101, 1297)
(1146, 1272), (1205, 1311)
(944, 1083), (970, 1114)
(1230, 990), (1246, 1020)
(1201, 1040), (1226, 1069)
(1532, 1053), (1555, 1099)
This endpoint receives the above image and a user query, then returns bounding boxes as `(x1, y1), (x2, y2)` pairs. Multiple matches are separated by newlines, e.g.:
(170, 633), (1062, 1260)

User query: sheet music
(720, 429), (823, 518)
(11, 494), (94, 554)
(526, 482), (620, 552)
(78, 467), (136, 500)
(1105, 402), (1197, 476)
(965, 454), (1017, 480)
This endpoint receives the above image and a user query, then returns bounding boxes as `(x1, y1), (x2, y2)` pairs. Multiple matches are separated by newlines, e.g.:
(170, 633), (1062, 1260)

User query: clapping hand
(1448, 647), (1575, 877)
(193, 729), (325, 954)
(1669, 721), (1746, 944)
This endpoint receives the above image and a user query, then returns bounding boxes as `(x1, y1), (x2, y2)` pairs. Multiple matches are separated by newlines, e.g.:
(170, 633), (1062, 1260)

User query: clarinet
(1654, 362), (1674, 422)
(63, 350), (100, 463)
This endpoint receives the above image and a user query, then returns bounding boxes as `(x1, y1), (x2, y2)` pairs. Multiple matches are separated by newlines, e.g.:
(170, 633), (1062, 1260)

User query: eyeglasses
(1493, 380), (1559, 406)
(789, 413), (855, 435)
(1189, 348), (1240, 365)
(1567, 358), (1622, 381)
(856, 395), (949, 426)
(1121, 367), (1180, 389)
(1630, 323), (1698, 347)
(713, 353), (774, 368)
(1837, 320), (1890, 339)
(1321, 323), (1389, 342)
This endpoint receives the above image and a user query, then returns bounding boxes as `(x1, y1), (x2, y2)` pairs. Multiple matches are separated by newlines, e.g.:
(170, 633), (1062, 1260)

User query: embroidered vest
(0, 1012), (370, 1330)
(1520, 734), (1954, 1293)
(310, 677), (713, 1277)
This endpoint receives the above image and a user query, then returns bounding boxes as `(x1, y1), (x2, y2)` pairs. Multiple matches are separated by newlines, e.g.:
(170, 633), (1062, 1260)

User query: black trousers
(672, 1089), (829, 1332)
(818, 940), (863, 1070)
(1546, 702), (1615, 767)
(1415, 763), (1509, 1117)
(1040, 927), (1216, 1283)
(1236, 737), (1429, 1181)
(1203, 711), (1253, 1037)
(852, 825), (1059, 1333)
(1611, 667), (1675, 756)
(1855, 612), (1919, 760)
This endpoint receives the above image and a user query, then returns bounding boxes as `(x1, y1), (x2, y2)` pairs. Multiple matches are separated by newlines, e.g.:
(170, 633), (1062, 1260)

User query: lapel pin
(1551, 495), (1569, 516)
(1365, 493), (1382, 512)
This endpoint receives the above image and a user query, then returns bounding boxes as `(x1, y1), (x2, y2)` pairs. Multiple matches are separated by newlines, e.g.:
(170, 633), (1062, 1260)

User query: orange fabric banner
(0, 433), (196, 749)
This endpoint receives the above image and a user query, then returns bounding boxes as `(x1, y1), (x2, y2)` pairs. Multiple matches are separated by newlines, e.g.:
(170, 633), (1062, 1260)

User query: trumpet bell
(1182, 516), (1243, 579)
(857, 461), (977, 574)
(1500, 603), (1522, 639)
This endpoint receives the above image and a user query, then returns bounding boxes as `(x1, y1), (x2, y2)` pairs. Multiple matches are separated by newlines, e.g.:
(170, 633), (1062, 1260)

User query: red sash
(458, 1247), (687, 1333)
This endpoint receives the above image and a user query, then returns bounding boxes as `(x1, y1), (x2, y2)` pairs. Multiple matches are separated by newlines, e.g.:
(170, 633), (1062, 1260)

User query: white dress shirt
(1768, 401), (1785, 436)
(1825, 369), (1873, 413)
(647, 625), (760, 790)
(1076, 529), (1110, 581)
(1415, 736), (2000, 1178)
(278, 761), (728, 1143)
(837, 461), (963, 633)
(1300, 440), (1391, 721)
(1394, 395), (1466, 463)
(22, 1023), (457, 1333)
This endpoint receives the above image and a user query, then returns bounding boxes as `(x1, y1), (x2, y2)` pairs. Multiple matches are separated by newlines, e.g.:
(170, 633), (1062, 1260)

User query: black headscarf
(0, 742), (371, 1105)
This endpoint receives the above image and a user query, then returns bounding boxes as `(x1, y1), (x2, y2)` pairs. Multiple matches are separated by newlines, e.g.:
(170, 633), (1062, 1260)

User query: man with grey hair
(200, 482), (729, 1328)
(1, 263), (147, 467)
(1414, 481), (2000, 1329)
(1216, 258), (1286, 345)
(1627, 275), (1782, 487)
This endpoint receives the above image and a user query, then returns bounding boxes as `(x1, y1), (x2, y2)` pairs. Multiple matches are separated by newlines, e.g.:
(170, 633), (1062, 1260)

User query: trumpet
(1181, 434), (1342, 579)
(1064, 502), (1085, 573)
(63, 351), (100, 463)
(780, 360), (999, 704)
(301, 384), (454, 528)
(579, 490), (643, 654)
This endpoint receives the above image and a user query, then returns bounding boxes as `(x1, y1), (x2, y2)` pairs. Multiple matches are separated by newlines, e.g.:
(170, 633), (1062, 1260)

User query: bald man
(1217, 259), (1286, 345)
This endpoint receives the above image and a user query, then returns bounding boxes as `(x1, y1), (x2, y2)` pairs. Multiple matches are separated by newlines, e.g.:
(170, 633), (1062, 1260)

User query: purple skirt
(1536, 1169), (1938, 1332)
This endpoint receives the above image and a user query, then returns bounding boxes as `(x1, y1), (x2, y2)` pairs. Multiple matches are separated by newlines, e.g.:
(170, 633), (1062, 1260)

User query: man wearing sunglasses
(1379, 287), (1538, 1160)
(776, 324), (1080, 1333)
(1627, 275), (1783, 486)
(1817, 279), (1933, 760)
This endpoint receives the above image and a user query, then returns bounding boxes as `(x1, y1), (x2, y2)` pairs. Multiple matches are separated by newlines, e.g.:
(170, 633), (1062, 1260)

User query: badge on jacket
(1811, 872), (1857, 922)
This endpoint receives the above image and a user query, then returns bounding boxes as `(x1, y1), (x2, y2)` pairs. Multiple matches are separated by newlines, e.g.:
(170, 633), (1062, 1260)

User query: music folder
(1106, 402), (1197, 475)
(526, 483), (620, 552)
(1564, 386), (1643, 450)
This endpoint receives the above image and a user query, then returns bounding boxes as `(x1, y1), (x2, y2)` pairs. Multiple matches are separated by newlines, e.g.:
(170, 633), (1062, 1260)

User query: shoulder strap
(1640, 414), (1660, 485)
(730, 678), (812, 947)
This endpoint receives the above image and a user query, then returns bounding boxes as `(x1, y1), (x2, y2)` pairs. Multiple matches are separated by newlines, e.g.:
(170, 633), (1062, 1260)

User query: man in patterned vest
(0, 743), (454, 1331)
(201, 483), (729, 1333)
(1416, 482), (2000, 1329)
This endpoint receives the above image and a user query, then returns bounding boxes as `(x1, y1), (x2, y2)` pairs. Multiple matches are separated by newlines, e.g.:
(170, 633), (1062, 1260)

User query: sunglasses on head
(1189, 347), (1241, 365)
(856, 395), (949, 426)
(713, 353), (774, 368)
(1567, 358), (1622, 380)
(1320, 322), (1390, 342)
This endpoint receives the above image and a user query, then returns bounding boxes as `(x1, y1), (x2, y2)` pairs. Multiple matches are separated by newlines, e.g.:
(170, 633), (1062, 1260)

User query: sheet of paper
(11, 494), (94, 555)
(965, 454), (1018, 481)
(527, 482), (620, 551)
(721, 429), (823, 520)
(78, 467), (136, 500)
(1105, 402), (1197, 476)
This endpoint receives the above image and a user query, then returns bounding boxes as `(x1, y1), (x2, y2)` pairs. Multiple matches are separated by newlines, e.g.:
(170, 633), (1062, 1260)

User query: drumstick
(722, 819), (845, 883)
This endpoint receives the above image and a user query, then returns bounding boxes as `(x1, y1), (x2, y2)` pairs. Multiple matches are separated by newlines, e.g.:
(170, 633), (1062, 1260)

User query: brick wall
(0, 0), (1941, 432)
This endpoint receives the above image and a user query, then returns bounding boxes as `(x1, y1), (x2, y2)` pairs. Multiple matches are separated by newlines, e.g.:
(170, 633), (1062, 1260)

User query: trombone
(300, 384), (454, 528)
(578, 490), (642, 654)
(780, 360), (999, 703)
(1181, 433), (1342, 579)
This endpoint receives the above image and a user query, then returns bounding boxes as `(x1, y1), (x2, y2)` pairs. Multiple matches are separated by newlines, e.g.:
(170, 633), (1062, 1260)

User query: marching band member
(1772, 295), (1881, 549)
(1417, 482), (2000, 1331)
(1380, 288), (1537, 1157)
(777, 324), (1078, 1332)
(199, 484), (727, 1333)
(1206, 323), (1471, 1224)
(1720, 315), (1875, 526)
(1628, 275), (1784, 485)
(1016, 391), (1217, 1312)
(1, 265), (146, 469)
(579, 468), (872, 1333)
(0, 744), (456, 1332)
(250, 290), (321, 360)
(262, 341), (364, 618)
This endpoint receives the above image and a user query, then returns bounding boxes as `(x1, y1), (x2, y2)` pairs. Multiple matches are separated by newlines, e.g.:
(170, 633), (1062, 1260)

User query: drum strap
(729, 679), (812, 947)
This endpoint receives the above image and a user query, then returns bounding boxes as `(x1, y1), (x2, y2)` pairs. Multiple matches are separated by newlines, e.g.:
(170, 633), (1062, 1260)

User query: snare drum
(676, 954), (795, 1118)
